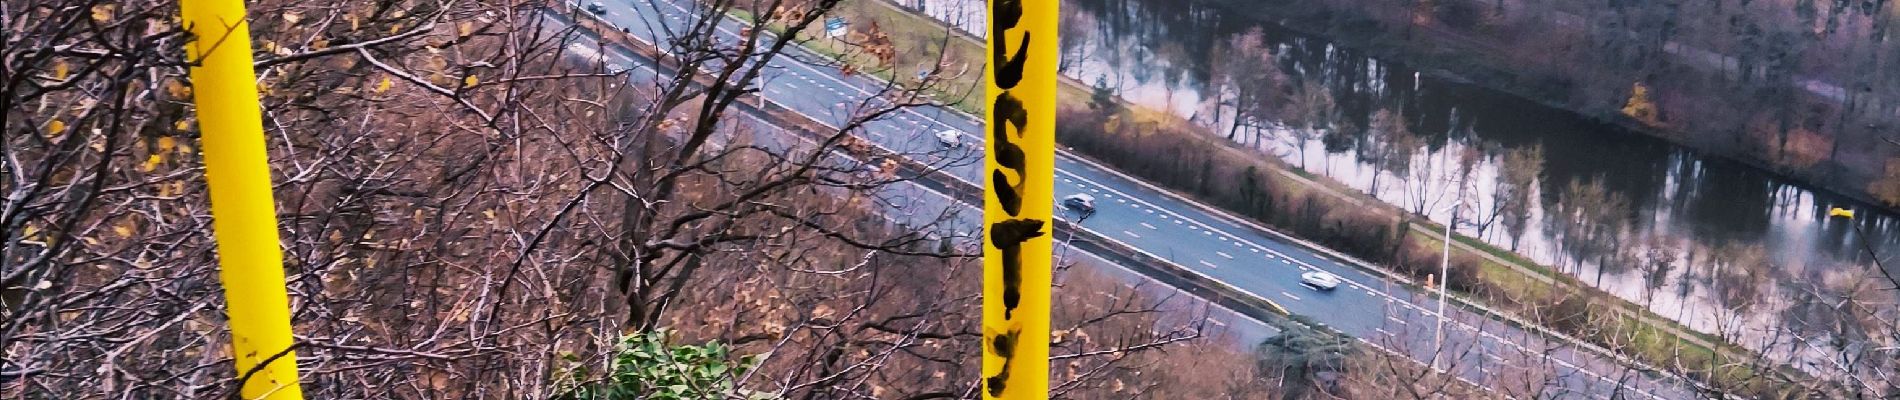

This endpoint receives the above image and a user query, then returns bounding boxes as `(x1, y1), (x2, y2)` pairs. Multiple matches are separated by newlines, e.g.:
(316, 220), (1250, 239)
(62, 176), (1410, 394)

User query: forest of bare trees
(0, 0), (1285, 397)
(7, 0), (1898, 397)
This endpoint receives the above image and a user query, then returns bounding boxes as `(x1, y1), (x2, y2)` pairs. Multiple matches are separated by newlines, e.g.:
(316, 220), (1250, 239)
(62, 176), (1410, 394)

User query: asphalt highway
(565, 2), (1707, 397)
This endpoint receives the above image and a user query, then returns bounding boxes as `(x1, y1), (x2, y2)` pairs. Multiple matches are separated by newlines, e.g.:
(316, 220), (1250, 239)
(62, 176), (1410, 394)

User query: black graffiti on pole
(984, 325), (1024, 397)
(984, 0), (1043, 397)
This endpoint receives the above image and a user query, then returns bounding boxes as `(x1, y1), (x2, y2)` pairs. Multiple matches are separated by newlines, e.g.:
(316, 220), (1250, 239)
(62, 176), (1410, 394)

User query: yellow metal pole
(982, 0), (1056, 398)
(180, 0), (306, 398)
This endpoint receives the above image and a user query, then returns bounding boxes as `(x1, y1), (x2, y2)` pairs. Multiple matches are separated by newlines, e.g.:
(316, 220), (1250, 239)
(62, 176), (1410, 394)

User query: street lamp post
(1432, 144), (1473, 371)
(1434, 199), (1453, 370)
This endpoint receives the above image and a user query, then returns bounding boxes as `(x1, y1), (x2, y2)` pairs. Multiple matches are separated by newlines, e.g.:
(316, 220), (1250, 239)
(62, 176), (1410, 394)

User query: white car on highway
(1300, 271), (1341, 291)
(934, 130), (962, 148)
(1061, 193), (1096, 214)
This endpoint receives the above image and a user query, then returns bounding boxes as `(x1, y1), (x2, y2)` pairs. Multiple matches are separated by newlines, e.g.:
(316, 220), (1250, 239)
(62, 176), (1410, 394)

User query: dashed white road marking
(1280, 291), (1302, 301)
(1198, 260), (1219, 269)
(1216, 251), (1234, 259)
(1139, 222), (1158, 230)
(1121, 230), (1141, 239)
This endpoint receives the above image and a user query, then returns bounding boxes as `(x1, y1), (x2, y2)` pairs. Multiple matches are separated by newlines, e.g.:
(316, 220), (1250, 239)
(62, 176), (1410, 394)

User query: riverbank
(792, 0), (1809, 395)
(1185, 0), (1900, 212)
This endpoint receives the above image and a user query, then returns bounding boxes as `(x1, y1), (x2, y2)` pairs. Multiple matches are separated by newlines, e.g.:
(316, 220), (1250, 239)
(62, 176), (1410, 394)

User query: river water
(899, 0), (1898, 352)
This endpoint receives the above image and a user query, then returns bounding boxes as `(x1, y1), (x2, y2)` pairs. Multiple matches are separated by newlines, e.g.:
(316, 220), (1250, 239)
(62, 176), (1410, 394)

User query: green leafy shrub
(555, 330), (772, 400)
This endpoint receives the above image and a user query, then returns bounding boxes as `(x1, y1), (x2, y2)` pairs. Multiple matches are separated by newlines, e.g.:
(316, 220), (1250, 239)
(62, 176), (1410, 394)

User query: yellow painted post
(180, 0), (306, 398)
(982, 0), (1057, 398)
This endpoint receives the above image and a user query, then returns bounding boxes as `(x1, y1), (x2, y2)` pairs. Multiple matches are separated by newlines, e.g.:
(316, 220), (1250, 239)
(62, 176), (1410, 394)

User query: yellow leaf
(463, 74), (479, 88)
(310, 37), (329, 50)
(157, 136), (176, 152)
(459, 22), (472, 36)
(53, 61), (68, 80)
(140, 154), (162, 172)
(483, 209), (497, 221)
(174, 119), (192, 131)
(1829, 207), (1856, 219)
(375, 76), (392, 93)
(46, 119), (65, 136)
(91, 4), (113, 22)
(346, 15), (359, 31)
(113, 224), (132, 238)
(283, 11), (303, 25)
(390, 24), (401, 35)
(22, 225), (40, 241)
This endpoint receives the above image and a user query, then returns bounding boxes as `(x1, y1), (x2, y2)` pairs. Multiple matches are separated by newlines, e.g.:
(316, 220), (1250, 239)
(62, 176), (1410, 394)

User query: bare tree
(3, 0), (1232, 397)
(1493, 144), (1542, 252)
(1370, 109), (1419, 199)
(1283, 80), (1335, 170)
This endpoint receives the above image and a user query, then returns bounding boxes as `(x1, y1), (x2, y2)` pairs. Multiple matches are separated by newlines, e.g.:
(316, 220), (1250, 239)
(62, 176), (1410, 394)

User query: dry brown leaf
(165, 79), (190, 98)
